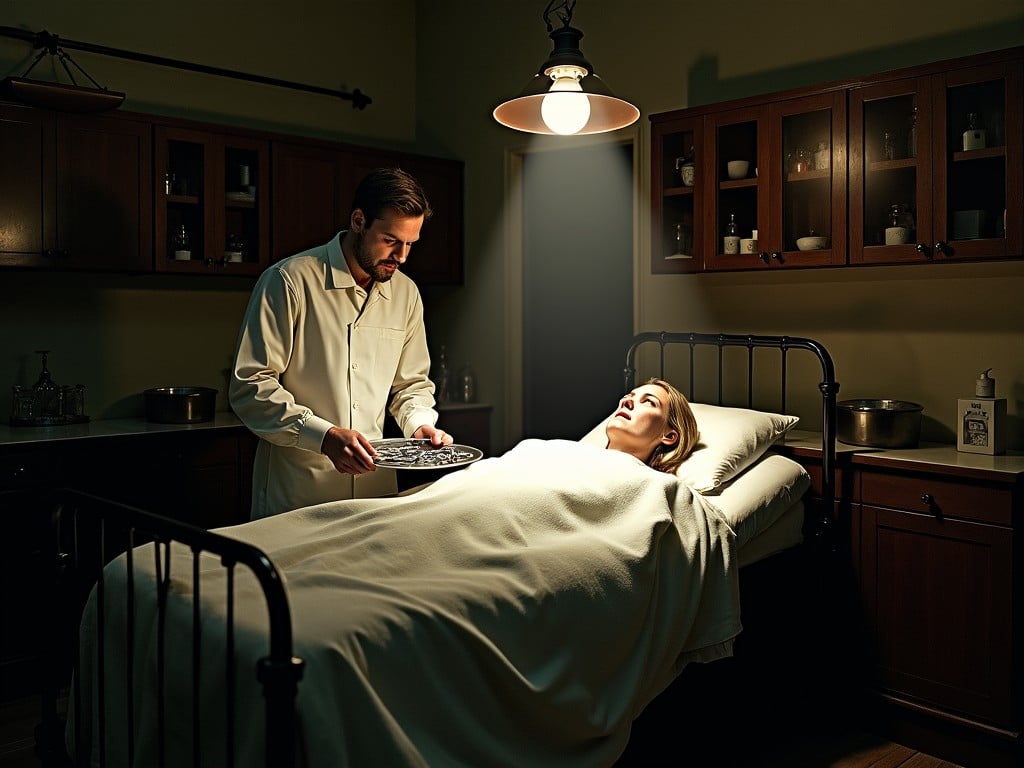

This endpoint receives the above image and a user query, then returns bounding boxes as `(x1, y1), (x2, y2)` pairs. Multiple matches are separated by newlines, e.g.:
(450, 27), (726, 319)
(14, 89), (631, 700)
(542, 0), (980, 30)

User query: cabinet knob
(759, 252), (770, 264)
(933, 241), (951, 256)
(771, 251), (782, 261)
(921, 492), (933, 505)
(915, 243), (932, 257)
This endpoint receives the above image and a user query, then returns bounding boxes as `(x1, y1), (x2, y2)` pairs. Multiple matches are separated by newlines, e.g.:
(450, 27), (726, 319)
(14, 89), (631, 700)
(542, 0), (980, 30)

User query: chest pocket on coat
(354, 325), (406, 381)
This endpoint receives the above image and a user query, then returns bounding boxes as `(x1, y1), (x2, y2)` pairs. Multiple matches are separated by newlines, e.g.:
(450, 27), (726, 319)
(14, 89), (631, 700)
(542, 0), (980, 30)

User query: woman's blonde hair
(645, 378), (699, 474)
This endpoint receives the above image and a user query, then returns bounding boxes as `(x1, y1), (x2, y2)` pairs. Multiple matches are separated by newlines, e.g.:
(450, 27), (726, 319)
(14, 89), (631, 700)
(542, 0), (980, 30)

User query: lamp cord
(543, 0), (576, 32)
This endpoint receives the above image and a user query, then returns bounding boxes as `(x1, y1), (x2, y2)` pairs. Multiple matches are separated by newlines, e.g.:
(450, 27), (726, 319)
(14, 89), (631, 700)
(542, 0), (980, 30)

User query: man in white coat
(230, 167), (452, 519)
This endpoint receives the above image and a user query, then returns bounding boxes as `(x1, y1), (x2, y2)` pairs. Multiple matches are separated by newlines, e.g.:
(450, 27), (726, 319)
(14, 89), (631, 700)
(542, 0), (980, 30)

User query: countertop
(0, 412), (247, 448)
(778, 429), (1024, 480)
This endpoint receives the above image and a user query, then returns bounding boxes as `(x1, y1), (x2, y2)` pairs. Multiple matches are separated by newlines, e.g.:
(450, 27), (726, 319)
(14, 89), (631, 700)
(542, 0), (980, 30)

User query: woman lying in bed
(73, 378), (741, 768)
(599, 377), (699, 473)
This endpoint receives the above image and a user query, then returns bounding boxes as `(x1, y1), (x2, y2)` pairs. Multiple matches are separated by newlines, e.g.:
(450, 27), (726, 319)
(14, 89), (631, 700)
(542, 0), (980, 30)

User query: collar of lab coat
(326, 230), (393, 300)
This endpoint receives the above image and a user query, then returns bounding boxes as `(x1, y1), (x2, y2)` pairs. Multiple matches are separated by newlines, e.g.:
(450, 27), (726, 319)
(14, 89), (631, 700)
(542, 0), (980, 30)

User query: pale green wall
(2, 0), (1023, 453)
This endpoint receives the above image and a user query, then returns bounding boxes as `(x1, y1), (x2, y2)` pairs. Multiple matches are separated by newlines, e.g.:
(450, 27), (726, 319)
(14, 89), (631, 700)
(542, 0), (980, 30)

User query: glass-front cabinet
(768, 92), (847, 268)
(850, 59), (1022, 263)
(155, 125), (269, 275)
(651, 115), (703, 273)
(649, 46), (1021, 276)
(705, 105), (769, 271)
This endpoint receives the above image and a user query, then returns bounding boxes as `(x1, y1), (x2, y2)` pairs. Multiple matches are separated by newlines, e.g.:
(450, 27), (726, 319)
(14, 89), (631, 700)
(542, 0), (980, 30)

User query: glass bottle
(434, 345), (451, 404)
(672, 223), (692, 258)
(172, 224), (191, 261)
(459, 364), (476, 403)
(882, 130), (897, 161)
(907, 105), (918, 158)
(723, 213), (740, 255)
(31, 350), (59, 417)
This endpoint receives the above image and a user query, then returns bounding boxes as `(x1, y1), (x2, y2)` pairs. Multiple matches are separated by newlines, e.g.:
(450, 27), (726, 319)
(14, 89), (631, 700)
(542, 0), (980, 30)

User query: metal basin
(837, 399), (923, 448)
(144, 386), (217, 424)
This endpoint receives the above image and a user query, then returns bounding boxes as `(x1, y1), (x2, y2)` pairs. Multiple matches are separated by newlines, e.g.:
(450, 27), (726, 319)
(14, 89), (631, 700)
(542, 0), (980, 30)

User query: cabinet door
(768, 92), (847, 267)
(931, 60), (1023, 261)
(849, 77), (933, 264)
(704, 105), (770, 271)
(55, 113), (152, 271)
(651, 114), (704, 272)
(218, 133), (270, 275)
(270, 140), (352, 260)
(156, 125), (268, 275)
(0, 103), (55, 267)
(860, 504), (1013, 726)
(398, 154), (464, 285)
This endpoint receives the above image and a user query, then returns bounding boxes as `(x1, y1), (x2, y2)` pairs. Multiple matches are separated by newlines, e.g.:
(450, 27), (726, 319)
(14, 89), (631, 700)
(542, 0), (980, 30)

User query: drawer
(860, 470), (1013, 526)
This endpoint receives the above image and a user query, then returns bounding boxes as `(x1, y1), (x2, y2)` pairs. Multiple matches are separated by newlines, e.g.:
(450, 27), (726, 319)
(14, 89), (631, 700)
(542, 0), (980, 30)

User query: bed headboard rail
(624, 331), (839, 545)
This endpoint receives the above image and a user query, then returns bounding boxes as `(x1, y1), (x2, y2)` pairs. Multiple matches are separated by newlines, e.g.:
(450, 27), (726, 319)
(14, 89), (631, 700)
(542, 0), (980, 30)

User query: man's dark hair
(352, 167), (433, 224)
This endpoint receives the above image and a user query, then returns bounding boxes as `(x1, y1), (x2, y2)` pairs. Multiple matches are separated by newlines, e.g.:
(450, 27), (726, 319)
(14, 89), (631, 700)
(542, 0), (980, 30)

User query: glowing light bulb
(540, 67), (590, 135)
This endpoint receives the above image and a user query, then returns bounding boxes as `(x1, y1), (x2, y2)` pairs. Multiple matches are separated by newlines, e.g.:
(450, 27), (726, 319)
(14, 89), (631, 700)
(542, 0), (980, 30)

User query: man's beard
(353, 230), (399, 283)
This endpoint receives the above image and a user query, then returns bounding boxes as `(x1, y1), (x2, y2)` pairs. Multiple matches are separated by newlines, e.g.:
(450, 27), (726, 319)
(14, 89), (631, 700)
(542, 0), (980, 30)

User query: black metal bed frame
(39, 331), (838, 768)
(624, 331), (839, 543)
(39, 489), (304, 768)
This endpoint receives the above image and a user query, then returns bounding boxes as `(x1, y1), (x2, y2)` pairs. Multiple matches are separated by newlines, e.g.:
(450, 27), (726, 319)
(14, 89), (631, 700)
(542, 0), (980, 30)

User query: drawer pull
(920, 493), (933, 505)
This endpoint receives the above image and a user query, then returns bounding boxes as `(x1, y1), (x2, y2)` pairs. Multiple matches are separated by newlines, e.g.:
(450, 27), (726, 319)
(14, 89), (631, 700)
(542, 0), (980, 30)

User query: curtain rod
(0, 25), (372, 109)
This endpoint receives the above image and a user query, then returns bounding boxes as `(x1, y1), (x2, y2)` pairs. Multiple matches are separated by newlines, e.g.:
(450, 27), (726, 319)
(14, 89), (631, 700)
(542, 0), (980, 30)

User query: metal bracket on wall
(0, 25), (372, 110)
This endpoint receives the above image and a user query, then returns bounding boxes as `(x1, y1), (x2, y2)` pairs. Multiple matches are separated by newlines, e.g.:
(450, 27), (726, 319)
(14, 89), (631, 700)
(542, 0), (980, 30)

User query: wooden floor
(0, 695), (962, 768)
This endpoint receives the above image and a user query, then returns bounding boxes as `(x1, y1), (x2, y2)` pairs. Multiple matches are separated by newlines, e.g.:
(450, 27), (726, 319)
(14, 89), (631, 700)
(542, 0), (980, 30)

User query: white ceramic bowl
(796, 235), (829, 251)
(726, 160), (750, 180)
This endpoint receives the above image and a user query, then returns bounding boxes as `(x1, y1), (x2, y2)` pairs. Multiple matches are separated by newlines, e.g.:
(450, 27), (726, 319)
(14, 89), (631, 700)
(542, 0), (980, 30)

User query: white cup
(739, 238), (758, 254)
(885, 226), (910, 245)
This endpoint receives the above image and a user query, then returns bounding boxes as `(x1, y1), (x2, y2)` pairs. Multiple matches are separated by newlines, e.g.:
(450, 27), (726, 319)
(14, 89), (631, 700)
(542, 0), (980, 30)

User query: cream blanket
(72, 439), (740, 768)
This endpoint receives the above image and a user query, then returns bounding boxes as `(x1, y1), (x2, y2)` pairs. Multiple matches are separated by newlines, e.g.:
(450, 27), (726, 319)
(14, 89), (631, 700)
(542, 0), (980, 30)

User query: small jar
(172, 224), (192, 260)
(675, 148), (695, 187)
(225, 234), (245, 263)
(814, 142), (829, 170)
(963, 112), (986, 151)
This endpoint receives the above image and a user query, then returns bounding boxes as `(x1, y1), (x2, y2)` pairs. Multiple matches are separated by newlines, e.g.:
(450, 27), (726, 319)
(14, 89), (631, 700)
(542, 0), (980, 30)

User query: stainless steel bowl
(837, 399), (923, 448)
(144, 386), (217, 424)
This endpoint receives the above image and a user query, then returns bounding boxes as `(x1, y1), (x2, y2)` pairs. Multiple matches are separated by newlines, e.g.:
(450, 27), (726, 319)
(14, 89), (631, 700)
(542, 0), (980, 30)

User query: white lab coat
(230, 232), (438, 519)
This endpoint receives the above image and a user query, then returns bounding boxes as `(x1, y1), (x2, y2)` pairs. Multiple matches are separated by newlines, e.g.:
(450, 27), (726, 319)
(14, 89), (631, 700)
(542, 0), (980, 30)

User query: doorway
(521, 141), (634, 440)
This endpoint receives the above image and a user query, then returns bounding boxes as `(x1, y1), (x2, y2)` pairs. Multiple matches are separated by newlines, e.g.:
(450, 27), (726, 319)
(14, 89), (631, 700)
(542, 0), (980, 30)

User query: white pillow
(700, 453), (810, 548)
(579, 402), (799, 492)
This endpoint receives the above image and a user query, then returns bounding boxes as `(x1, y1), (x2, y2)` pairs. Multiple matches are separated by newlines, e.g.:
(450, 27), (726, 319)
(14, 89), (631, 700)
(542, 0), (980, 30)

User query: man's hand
(321, 426), (377, 474)
(414, 424), (454, 447)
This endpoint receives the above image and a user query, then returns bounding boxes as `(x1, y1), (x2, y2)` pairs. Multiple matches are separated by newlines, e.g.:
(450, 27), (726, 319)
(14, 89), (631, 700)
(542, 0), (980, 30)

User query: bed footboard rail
(40, 488), (304, 768)
(624, 331), (839, 547)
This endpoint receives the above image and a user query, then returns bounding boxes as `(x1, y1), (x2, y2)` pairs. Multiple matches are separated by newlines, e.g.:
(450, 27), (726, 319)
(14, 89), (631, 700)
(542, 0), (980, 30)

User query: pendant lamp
(493, 1), (639, 136)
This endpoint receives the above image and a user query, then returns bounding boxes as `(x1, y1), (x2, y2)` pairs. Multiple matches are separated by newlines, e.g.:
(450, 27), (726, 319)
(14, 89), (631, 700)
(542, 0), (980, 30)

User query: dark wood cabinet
(850, 450), (1022, 766)
(849, 57), (1023, 264)
(0, 100), (463, 285)
(270, 139), (353, 259)
(0, 104), (152, 271)
(270, 139), (464, 284)
(154, 122), (270, 276)
(650, 46), (1022, 274)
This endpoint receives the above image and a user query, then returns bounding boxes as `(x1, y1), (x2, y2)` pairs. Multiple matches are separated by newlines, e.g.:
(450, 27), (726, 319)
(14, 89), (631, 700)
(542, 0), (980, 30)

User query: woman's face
(605, 383), (678, 461)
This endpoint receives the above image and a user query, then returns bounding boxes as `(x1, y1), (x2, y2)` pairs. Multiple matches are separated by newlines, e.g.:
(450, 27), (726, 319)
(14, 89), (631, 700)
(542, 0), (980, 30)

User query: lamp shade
(493, 18), (639, 136)
(494, 73), (639, 135)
